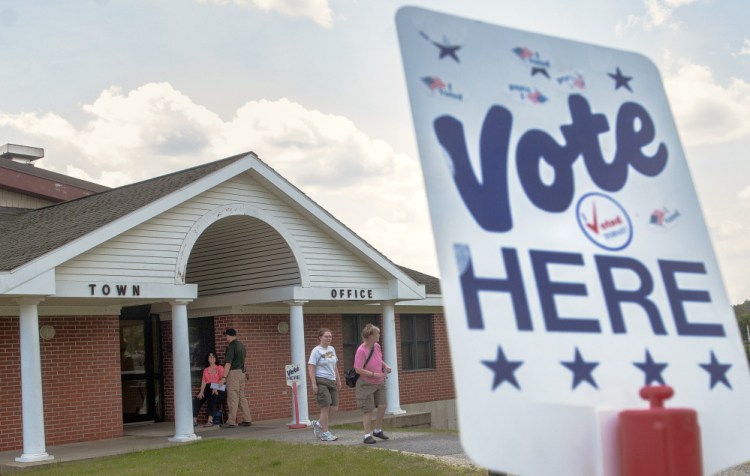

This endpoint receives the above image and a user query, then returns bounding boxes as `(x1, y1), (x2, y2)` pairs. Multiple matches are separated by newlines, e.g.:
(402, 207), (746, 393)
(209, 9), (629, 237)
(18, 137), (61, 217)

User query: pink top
(202, 365), (224, 384)
(354, 342), (385, 384)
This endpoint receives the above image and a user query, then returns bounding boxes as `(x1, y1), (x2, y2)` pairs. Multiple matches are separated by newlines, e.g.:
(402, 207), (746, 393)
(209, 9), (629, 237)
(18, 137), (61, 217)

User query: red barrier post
(618, 385), (702, 476)
(288, 381), (306, 429)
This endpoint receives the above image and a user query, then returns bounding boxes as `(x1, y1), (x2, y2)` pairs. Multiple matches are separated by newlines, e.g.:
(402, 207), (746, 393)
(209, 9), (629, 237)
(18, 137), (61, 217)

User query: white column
(287, 300), (310, 425)
(382, 302), (405, 414)
(16, 298), (54, 463)
(169, 300), (200, 442)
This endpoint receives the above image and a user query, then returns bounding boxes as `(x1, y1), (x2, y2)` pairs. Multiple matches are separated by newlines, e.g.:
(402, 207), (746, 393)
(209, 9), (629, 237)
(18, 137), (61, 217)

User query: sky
(1, 0), (749, 303)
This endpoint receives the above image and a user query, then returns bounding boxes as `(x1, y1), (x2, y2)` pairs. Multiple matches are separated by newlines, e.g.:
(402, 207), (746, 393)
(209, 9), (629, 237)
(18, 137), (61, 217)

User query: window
(188, 317), (215, 386)
(400, 314), (433, 370)
(342, 314), (380, 369)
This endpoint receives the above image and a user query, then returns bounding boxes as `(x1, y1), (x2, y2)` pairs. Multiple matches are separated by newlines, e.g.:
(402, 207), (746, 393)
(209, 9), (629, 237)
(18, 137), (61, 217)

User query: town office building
(0, 145), (454, 462)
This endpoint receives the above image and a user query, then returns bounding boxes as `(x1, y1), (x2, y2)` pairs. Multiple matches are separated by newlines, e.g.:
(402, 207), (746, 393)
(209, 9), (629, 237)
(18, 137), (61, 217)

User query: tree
(733, 300), (750, 359)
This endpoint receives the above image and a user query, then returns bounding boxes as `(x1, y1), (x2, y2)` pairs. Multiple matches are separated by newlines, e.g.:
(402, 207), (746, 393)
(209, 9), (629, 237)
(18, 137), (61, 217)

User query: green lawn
(21, 439), (484, 476)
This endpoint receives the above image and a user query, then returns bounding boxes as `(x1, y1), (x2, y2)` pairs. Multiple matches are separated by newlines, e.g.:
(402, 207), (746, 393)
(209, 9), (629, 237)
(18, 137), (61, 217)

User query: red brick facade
(0, 311), (453, 452)
(163, 312), (455, 422)
(0, 315), (122, 452)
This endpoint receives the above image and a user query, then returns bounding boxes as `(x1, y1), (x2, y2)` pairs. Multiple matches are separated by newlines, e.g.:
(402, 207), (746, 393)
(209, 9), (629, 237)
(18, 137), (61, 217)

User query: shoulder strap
(363, 345), (375, 366)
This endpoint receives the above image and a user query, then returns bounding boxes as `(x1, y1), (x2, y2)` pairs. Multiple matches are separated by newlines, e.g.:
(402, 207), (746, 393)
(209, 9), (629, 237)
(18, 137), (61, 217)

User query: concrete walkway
(4, 413), (748, 475)
(0, 410), (476, 474)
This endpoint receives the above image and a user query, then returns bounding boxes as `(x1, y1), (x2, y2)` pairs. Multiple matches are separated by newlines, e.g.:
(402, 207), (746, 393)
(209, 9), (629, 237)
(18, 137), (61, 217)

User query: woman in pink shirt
(354, 323), (392, 444)
(192, 352), (225, 426)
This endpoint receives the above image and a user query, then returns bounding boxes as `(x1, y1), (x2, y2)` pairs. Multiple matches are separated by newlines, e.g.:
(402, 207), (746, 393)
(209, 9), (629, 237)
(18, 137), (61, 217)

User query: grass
(20, 439), (484, 476)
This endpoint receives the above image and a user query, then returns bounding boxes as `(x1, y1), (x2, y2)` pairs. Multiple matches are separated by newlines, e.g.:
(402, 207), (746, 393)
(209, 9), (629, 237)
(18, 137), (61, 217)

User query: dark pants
(193, 390), (224, 420)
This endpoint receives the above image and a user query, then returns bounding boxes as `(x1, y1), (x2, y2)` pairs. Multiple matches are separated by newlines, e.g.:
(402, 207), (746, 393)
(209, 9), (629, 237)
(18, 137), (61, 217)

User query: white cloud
(735, 38), (750, 57)
(616, 0), (700, 32)
(662, 59), (750, 146)
(708, 217), (750, 302)
(197, 0), (332, 27)
(0, 82), (437, 275)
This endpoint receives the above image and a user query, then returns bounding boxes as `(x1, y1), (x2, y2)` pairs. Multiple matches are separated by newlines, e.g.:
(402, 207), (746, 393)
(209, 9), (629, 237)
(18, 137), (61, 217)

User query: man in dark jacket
(220, 328), (252, 428)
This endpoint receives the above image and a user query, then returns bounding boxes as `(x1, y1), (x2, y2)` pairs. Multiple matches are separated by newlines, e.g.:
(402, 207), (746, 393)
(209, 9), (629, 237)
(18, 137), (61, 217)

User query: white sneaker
(320, 431), (338, 441)
(312, 420), (322, 438)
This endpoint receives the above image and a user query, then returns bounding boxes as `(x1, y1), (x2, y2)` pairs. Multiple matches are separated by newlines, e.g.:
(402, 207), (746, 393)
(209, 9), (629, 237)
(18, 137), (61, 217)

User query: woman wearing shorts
(354, 323), (392, 444)
(307, 328), (341, 441)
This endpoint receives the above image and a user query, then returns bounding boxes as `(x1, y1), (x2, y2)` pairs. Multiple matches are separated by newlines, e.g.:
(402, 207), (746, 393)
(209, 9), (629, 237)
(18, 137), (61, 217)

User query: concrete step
(382, 411), (431, 429)
(335, 411), (431, 430)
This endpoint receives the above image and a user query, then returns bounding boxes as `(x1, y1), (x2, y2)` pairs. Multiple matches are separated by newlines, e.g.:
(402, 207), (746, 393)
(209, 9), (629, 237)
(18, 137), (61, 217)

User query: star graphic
(419, 30), (461, 62)
(433, 41), (461, 62)
(482, 346), (523, 390)
(699, 350), (732, 390)
(561, 347), (599, 389)
(633, 349), (668, 385)
(608, 67), (633, 92)
(531, 66), (550, 78)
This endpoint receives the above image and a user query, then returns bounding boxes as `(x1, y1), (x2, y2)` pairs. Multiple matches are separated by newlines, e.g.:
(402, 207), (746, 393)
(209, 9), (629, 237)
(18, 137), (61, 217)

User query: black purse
(345, 346), (375, 388)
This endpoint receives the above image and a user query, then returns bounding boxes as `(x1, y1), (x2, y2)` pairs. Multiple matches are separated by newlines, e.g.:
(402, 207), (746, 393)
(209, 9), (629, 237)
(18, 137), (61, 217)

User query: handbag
(345, 346), (375, 388)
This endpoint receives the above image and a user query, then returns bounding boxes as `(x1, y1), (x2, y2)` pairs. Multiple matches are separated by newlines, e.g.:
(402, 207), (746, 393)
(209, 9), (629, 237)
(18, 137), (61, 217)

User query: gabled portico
(0, 152), (428, 459)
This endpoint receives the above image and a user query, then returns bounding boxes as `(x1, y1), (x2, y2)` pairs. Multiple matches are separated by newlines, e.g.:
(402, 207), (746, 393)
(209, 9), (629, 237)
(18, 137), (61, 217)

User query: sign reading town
(396, 7), (750, 475)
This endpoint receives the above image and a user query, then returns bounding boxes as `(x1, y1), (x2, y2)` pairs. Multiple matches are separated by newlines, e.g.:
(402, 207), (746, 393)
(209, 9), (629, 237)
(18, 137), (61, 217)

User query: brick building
(0, 145), (453, 462)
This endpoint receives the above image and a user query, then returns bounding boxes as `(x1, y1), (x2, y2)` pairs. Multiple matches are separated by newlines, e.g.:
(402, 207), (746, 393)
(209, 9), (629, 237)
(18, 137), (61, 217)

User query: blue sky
(1, 0), (749, 302)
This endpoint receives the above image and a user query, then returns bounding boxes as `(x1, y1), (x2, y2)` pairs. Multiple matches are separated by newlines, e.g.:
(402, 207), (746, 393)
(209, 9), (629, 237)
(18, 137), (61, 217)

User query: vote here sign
(285, 363), (302, 386)
(396, 6), (750, 475)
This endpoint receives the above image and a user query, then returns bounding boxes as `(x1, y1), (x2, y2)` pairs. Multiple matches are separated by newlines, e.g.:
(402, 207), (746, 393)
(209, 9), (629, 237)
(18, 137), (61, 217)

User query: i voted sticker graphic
(576, 192), (632, 250)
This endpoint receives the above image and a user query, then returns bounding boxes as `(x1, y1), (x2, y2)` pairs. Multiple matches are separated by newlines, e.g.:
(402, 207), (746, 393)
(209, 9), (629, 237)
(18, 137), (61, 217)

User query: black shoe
(239, 421), (252, 427)
(373, 430), (389, 440)
(363, 435), (377, 444)
(220, 423), (237, 428)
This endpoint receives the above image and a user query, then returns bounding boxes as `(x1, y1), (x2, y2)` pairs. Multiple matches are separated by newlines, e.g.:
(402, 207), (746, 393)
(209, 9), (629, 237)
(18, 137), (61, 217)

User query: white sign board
(396, 7), (750, 476)
(285, 363), (302, 387)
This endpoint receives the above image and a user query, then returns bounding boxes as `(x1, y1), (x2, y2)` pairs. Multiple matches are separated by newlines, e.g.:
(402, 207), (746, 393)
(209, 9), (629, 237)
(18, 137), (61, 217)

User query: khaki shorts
(355, 380), (386, 412)
(315, 377), (339, 407)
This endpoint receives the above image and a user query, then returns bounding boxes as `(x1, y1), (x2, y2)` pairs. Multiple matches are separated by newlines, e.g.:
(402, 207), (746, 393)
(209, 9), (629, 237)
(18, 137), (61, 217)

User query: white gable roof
(0, 153), (426, 304)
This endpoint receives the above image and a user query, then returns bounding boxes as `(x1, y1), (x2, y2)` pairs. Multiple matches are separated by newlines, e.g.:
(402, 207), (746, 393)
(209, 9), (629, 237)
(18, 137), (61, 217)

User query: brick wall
(0, 315), (122, 452)
(0, 318), (22, 451)
(161, 312), (455, 422)
(0, 311), (454, 452)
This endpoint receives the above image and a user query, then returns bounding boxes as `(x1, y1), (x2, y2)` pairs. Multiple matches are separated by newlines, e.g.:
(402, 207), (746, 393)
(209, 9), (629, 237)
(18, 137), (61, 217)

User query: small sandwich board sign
(285, 363), (302, 386)
(395, 6), (750, 475)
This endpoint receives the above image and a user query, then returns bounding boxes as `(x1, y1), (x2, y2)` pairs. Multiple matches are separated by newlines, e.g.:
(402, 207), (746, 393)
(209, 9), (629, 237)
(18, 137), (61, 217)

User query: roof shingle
(0, 154), (246, 271)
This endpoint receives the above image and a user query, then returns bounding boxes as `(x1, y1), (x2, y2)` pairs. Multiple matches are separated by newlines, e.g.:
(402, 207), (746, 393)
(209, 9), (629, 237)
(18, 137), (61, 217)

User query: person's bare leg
(362, 411), (372, 436)
(375, 403), (386, 430)
(319, 406), (330, 432)
(328, 405), (338, 431)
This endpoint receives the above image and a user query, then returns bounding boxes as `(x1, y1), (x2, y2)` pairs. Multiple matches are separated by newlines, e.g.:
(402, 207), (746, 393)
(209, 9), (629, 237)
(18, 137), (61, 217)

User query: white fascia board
(394, 296), (444, 307)
(190, 284), (418, 311)
(55, 281), (197, 299)
(193, 285), (396, 308)
(0, 304), (123, 316)
(0, 154), (256, 295)
(389, 278), (426, 300)
(247, 161), (426, 299)
(3, 268), (56, 295)
(193, 286), (298, 308)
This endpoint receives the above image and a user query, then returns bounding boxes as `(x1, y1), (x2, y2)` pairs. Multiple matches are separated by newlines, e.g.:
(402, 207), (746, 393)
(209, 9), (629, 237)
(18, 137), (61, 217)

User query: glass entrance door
(120, 306), (163, 423)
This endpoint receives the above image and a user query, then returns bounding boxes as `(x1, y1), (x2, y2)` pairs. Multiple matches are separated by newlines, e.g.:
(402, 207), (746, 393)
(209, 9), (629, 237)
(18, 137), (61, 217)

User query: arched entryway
(172, 212), (308, 427)
(185, 215), (302, 296)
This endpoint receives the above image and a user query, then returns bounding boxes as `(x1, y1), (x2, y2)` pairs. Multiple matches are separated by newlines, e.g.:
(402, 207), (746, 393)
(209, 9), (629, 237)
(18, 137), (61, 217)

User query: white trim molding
(174, 203), (310, 287)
